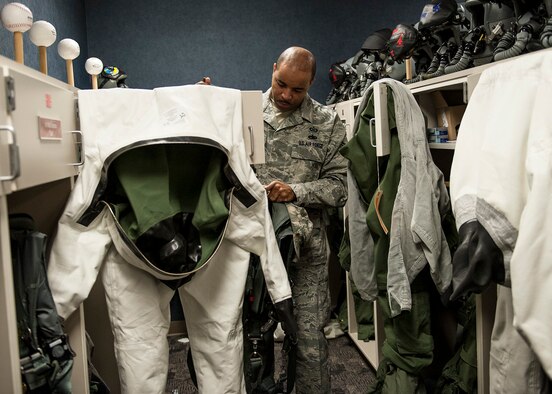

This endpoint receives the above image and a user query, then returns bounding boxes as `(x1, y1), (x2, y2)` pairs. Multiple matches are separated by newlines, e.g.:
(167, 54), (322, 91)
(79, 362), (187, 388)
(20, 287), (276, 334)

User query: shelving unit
(335, 97), (383, 370)
(331, 51), (544, 390)
(429, 142), (456, 150)
(0, 55), (88, 393)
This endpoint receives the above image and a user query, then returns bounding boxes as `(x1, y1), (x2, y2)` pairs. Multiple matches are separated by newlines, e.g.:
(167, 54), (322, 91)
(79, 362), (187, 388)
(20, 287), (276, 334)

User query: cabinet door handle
(248, 126), (254, 161)
(369, 118), (377, 148)
(67, 130), (84, 166)
(0, 125), (20, 181)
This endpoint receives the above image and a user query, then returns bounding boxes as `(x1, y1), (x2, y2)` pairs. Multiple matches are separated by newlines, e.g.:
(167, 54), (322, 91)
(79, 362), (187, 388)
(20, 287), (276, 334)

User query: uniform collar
(263, 88), (314, 130)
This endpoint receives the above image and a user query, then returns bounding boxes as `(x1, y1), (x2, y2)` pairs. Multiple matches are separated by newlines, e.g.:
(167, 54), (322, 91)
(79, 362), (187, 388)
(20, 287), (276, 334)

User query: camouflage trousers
(288, 226), (332, 394)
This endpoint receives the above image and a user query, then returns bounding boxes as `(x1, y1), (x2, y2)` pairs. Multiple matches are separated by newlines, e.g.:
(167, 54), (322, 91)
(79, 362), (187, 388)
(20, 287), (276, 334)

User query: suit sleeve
(47, 211), (112, 320)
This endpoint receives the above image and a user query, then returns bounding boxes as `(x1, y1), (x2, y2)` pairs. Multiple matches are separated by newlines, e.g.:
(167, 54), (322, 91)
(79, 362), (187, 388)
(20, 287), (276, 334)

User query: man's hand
(265, 180), (296, 202)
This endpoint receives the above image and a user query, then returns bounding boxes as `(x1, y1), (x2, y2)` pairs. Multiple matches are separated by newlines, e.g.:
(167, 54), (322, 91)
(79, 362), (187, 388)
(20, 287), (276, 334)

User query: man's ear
(273, 63), (277, 72)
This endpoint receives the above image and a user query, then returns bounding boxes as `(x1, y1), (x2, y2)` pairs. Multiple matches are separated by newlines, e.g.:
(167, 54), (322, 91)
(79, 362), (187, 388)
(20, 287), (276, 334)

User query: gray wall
(0, 1), (429, 100)
(84, 0), (428, 102)
(0, 0), (89, 88)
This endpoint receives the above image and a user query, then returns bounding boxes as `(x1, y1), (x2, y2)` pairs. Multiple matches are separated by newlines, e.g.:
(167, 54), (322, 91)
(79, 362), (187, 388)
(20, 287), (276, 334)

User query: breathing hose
(445, 42), (475, 74)
(541, 16), (552, 47)
(493, 28), (531, 61)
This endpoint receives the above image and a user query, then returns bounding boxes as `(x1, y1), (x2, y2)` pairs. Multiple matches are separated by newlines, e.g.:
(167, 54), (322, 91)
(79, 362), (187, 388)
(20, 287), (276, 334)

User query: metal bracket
(373, 82), (390, 156)
(247, 126), (254, 161)
(67, 130), (84, 166)
(5, 76), (15, 112)
(0, 125), (20, 181)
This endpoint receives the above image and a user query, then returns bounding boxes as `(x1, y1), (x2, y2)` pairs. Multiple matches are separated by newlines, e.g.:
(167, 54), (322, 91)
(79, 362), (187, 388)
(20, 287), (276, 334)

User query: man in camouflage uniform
(253, 46), (348, 393)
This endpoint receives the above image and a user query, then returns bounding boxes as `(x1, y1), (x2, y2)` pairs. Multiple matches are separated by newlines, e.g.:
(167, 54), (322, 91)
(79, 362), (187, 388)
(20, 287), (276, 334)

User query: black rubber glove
(449, 220), (506, 302)
(273, 298), (298, 345)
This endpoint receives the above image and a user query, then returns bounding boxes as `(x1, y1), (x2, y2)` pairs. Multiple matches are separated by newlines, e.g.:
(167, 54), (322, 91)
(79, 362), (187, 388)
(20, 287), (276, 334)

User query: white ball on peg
(1, 2), (33, 64)
(29, 20), (56, 47)
(85, 57), (103, 89)
(57, 38), (80, 86)
(1, 2), (33, 33)
(57, 38), (80, 60)
(29, 20), (57, 74)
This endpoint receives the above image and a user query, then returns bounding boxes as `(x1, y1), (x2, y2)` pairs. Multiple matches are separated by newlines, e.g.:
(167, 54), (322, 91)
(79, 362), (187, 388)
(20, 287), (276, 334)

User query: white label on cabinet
(38, 116), (62, 140)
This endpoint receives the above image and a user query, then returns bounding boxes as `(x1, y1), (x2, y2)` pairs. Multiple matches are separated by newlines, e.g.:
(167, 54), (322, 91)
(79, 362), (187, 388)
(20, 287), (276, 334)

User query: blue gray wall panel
(84, 0), (428, 102)
(0, 1), (428, 100)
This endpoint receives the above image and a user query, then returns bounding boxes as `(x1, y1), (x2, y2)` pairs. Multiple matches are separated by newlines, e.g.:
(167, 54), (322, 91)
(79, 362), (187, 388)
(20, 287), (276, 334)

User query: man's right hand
(265, 180), (296, 203)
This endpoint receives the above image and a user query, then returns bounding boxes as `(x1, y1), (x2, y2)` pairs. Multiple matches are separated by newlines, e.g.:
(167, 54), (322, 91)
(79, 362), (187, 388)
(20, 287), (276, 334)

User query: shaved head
(270, 46), (316, 111)
(276, 46), (316, 82)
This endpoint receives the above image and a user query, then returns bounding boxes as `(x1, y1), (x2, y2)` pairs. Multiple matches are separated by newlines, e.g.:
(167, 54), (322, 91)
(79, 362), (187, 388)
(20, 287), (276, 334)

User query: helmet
(384, 59), (408, 80)
(419, 0), (462, 29)
(98, 66), (128, 89)
(387, 23), (419, 61)
(328, 62), (349, 88)
(361, 28), (393, 52)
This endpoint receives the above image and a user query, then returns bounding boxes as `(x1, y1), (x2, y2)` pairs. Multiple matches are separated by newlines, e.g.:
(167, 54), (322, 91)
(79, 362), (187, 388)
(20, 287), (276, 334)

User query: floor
(165, 333), (376, 393)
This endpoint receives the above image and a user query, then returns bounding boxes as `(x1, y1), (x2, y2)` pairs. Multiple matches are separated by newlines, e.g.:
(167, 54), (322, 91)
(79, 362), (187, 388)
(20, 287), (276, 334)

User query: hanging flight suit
(341, 79), (476, 392)
(46, 85), (292, 394)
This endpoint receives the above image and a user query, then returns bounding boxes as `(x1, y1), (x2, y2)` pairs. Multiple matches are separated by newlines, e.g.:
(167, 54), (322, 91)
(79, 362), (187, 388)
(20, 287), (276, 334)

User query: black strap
(9, 213), (75, 393)
(277, 336), (297, 394)
(10, 214), (41, 356)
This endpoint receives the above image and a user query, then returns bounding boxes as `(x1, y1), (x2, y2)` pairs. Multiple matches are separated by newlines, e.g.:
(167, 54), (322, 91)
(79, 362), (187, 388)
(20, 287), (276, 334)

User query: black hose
(422, 57), (447, 79)
(425, 54), (441, 74)
(494, 31), (516, 54)
(447, 45), (464, 66)
(325, 89), (338, 105)
(541, 16), (552, 47)
(445, 50), (473, 74)
(360, 78), (375, 97)
(493, 30), (532, 61)
(405, 56), (446, 84)
(349, 79), (361, 99)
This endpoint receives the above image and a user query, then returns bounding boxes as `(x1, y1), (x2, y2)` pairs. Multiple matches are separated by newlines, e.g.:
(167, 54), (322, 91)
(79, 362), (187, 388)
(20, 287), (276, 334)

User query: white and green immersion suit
(47, 85), (292, 393)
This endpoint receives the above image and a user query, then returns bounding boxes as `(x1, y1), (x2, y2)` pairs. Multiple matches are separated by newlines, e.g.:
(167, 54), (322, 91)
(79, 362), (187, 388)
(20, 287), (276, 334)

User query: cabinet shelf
(429, 141), (456, 150)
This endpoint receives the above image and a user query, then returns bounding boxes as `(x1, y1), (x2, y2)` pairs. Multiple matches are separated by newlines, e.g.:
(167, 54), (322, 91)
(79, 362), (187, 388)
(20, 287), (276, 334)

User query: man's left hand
(265, 180), (296, 202)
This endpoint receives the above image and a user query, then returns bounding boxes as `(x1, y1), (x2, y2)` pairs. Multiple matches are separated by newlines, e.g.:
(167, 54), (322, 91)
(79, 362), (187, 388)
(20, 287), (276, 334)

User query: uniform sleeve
(290, 115), (348, 209)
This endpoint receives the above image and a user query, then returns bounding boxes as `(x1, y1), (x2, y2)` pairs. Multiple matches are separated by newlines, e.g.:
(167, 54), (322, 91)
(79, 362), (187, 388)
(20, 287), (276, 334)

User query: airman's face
(270, 62), (313, 112)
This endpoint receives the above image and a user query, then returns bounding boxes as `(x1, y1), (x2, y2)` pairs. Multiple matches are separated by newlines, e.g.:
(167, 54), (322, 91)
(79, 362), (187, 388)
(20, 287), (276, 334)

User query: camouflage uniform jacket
(255, 89), (348, 245)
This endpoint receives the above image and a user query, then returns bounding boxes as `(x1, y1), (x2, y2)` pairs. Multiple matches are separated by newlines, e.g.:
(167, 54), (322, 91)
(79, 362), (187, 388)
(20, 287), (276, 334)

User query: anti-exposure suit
(47, 85), (292, 394)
